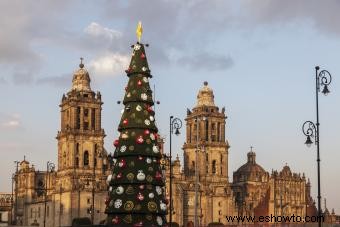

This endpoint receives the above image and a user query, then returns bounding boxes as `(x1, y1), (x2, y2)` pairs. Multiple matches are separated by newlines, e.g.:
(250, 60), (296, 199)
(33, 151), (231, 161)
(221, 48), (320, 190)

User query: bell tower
(183, 82), (229, 180)
(56, 59), (106, 184)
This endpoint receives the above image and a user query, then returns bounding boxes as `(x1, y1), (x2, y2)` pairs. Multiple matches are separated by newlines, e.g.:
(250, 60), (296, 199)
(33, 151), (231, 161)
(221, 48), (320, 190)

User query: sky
(0, 0), (340, 212)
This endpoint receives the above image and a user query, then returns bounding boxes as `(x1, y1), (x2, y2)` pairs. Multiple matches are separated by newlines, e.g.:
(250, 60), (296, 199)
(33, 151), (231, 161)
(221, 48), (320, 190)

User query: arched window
(75, 157), (79, 168)
(84, 150), (89, 166)
(212, 160), (216, 174)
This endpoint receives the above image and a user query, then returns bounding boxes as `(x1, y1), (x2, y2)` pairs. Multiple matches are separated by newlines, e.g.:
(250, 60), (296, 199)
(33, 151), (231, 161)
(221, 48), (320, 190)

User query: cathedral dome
(280, 164), (292, 176)
(71, 59), (91, 92)
(196, 81), (215, 107)
(233, 150), (267, 182)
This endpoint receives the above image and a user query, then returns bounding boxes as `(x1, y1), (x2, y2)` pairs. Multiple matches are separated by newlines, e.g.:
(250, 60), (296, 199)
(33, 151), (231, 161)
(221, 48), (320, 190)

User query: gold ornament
(146, 215), (152, 221)
(146, 175), (153, 182)
(126, 186), (135, 195)
(124, 201), (134, 211)
(147, 201), (157, 212)
(127, 173), (135, 181)
(129, 145), (135, 151)
(123, 214), (132, 223)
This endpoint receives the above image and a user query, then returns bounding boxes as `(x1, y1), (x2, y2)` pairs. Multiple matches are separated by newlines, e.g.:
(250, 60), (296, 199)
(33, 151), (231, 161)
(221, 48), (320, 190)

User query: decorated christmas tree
(105, 22), (167, 227)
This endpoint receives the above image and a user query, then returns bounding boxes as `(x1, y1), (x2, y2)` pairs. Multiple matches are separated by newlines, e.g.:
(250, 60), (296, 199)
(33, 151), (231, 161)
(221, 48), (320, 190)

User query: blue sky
(1, 0), (340, 212)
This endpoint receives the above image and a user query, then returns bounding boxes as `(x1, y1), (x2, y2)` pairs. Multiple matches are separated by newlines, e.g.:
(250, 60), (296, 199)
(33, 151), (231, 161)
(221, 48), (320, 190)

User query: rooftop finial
(250, 146), (253, 152)
(136, 21), (143, 43)
(204, 81), (208, 86)
(79, 57), (84, 69)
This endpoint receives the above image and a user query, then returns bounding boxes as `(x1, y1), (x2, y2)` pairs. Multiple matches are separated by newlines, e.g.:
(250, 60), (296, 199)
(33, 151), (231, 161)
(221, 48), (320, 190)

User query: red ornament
(144, 129), (150, 135)
(123, 119), (128, 125)
(154, 133), (158, 139)
(125, 86), (128, 91)
(136, 192), (144, 201)
(164, 198), (169, 205)
(141, 53), (145, 59)
(138, 156), (143, 161)
(118, 159), (126, 168)
(112, 216), (119, 224)
(113, 139), (119, 147)
(147, 105), (153, 112)
(155, 171), (162, 180)
(137, 80), (142, 86)
(117, 173), (122, 179)
(139, 185), (145, 190)
(136, 135), (144, 144)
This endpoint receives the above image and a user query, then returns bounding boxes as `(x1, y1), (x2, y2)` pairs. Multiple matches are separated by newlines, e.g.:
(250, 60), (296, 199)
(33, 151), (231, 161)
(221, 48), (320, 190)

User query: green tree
(105, 41), (167, 226)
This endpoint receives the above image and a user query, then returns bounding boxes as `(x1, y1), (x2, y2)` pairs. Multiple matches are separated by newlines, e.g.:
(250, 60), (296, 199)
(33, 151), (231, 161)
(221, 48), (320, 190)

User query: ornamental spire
(136, 21), (143, 43)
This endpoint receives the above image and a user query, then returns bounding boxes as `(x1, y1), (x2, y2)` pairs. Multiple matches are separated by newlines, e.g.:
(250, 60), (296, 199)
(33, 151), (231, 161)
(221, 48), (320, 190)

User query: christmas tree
(105, 22), (167, 227)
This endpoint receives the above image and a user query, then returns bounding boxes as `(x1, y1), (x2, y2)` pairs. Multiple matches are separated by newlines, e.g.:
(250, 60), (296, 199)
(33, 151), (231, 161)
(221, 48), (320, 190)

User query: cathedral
(12, 61), (111, 226)
(10, 62), (334, 226)
(165, 82), (319, 226)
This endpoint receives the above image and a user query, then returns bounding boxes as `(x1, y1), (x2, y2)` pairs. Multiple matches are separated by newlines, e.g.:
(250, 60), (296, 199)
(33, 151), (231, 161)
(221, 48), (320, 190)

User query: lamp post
(195, 116), (206, 227)
(169, 116), (182, 226)
(302, 66), (332, 227)
(44, 161), (55, 227)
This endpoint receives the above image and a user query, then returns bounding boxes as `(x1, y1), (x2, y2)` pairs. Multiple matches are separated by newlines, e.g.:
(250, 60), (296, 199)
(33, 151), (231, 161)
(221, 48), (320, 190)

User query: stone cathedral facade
(165, 82), (318, 226)
(12, 62), (111, 226)
(11, 64), (322, 226)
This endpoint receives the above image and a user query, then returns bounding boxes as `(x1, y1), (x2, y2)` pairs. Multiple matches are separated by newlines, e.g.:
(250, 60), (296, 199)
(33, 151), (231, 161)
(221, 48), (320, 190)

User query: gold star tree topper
(136, 21), (143, 42)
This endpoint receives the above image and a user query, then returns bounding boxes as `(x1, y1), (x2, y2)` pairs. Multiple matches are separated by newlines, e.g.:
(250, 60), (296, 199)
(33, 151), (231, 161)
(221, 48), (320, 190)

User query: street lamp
(44, 161), (55, 227)
(302, 66), (332, 227)
(195, 116), (206, 227)
(169, 116), (182, 226)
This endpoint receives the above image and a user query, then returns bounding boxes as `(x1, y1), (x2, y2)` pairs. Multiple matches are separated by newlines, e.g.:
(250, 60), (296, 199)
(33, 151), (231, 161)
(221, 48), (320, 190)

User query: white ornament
(120, 109), (124, 114)
(156, 186), (162, 195)
(137, 170), (146, 181)
(141, 93), (147, 100)
(160, 201), (167, 211)
(136, 105), (142, 111)
(142, 66), (147, 72)
(152, 145), (159, 153)
(149, 192), (155, 199)
(157, 216), (163, 226)
(146, 158), (152, 164)
(112, 158), (117, 165)
(127, 92), (131, 98)
(144, 119), (150, 125)
(106, 174), (112, 185)
(109, 186), (113, 192)
(120, 145), (127, 153)
(116, 186), (124, 195)
(150, 134), (155, 140)
(121, 132), (128, 139)
(150, 116), (154, 121)
(114, 199), (122, 208)
(143, 77), (148, 83)
(134, 44), (141, 50)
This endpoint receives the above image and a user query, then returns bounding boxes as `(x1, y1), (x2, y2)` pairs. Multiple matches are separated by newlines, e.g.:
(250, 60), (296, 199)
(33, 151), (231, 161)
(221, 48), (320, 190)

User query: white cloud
(84, 22), (122, 41)
(89, 53), (130, 77)
(0, 113), (21, 130)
